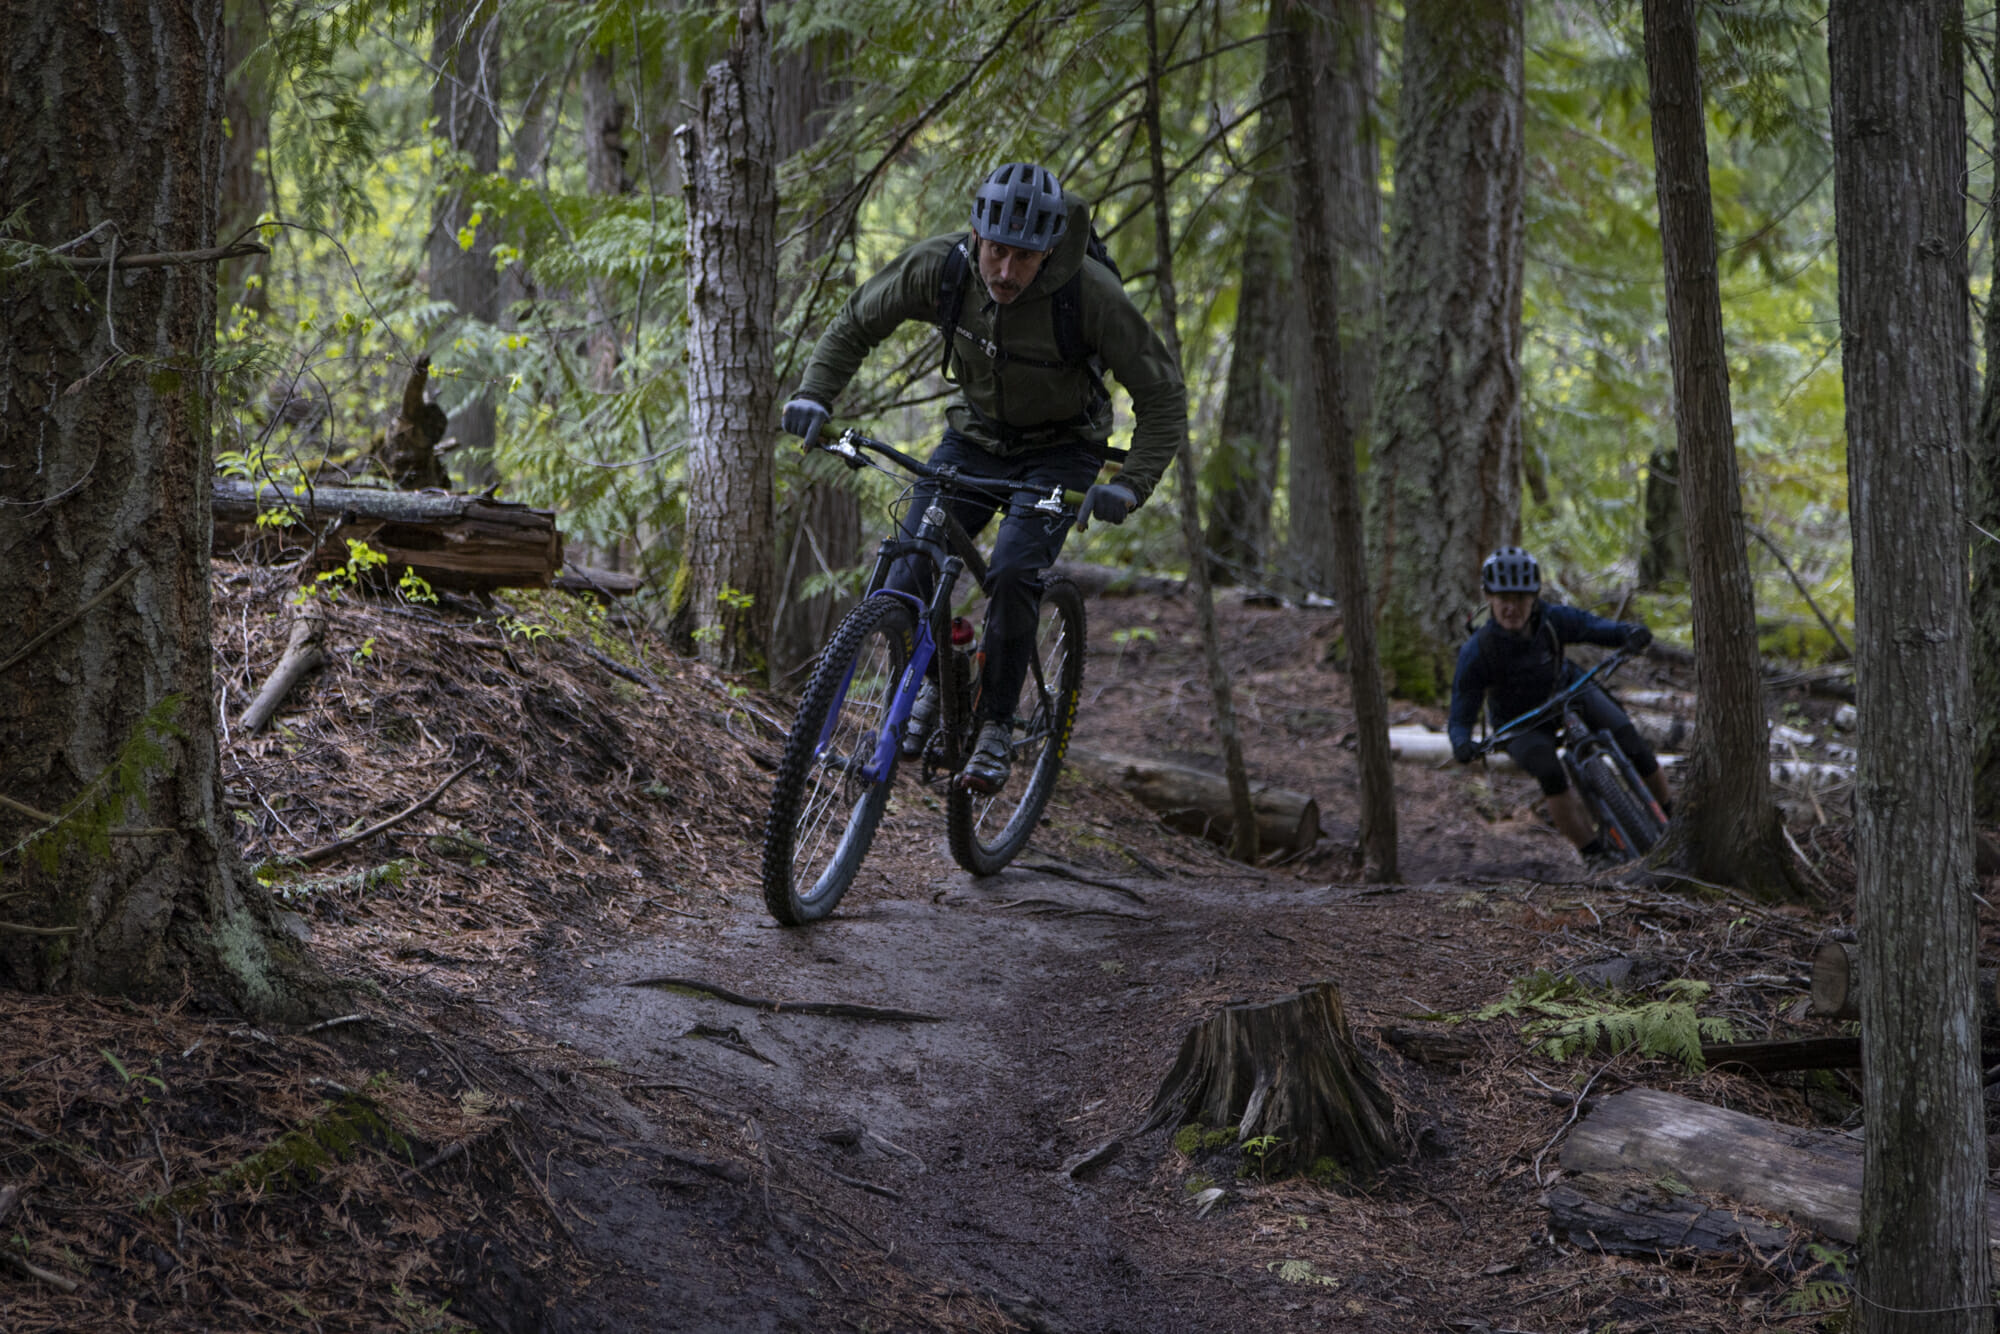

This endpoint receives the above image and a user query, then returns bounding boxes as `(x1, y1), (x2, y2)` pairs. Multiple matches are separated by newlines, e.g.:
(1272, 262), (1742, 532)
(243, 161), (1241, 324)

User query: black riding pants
(886, 429), (1104, 726)
(1503, 682), (1660, 797)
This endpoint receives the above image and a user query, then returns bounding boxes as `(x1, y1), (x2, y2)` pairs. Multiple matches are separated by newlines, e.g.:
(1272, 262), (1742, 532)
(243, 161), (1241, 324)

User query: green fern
(1461, 974), (1731, 1074)
(1525, 981), (1733, 1071)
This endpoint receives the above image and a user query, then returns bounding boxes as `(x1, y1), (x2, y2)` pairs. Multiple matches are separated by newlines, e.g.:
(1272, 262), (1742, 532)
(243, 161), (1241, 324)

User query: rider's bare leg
(1644, 766), (1673, 810)
(1545, 789), (1597, 850)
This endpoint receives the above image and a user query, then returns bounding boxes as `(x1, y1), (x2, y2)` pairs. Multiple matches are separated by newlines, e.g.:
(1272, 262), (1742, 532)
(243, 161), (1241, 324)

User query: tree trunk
(1285, 0), (1380, 599)
(1142, 982), (1400, 1179)
(1203, 9), (1290, 587)
(1142, 0), (1261, 862)
(1639, 0), (1801, 901)
(1367, 0), (1525, 705)
(1638, 444), (1687, 589)
(1283, 0), (1398, 881)
(582, 48), (630, 393)
(1972, 54), (2000, 822)
(218, 0), (271, 316)
(1829, 1), (1992, 1327)
(429, 0), (501, 488)
(0, 0), (328, 1020)
(679, 1), (778, 679)
(769, 34), (860, 684)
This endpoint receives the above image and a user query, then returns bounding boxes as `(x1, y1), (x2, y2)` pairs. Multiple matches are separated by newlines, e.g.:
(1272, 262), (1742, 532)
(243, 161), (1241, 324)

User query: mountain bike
(1469, 650), (1666, 862)
(760, 426), (1092, 925)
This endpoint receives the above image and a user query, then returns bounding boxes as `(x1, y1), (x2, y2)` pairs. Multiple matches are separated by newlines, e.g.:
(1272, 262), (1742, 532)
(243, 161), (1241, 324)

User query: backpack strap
(936, 235), (973, 385)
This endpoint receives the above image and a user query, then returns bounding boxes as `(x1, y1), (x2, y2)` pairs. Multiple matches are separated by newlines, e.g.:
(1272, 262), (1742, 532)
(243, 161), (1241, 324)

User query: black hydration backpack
(934, 227), (1122, 398)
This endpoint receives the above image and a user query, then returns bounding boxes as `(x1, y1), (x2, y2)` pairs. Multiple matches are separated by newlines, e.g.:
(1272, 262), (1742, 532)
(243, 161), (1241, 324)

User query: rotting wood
(380, 355), (450, 491)
(1048, 559), (1182, 597)
(1560, 1086), (2000, 1248)
(1810, 937), (2000, 1023)
(554, 564), (645, 597)
(1142, 980), (1400, 1178)
(1060, 1137), (1123, 1180)
(212, 479), (563, 593)
(624, 975), (943, 1023)
(1067, 745), (1320, 856)
(240, 598), (328, 733)
(1699, 1037), (1863, 1074)
(292, 761), (477, 865)
(1379, 1025), (1481, 1068)
(1543, 1175), (1805, 1265)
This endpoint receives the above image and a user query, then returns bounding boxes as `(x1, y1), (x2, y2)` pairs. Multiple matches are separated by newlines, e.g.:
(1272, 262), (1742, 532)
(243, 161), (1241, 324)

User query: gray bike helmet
(970, 162), (1067, 252)
(1481, 546), (1541, 594)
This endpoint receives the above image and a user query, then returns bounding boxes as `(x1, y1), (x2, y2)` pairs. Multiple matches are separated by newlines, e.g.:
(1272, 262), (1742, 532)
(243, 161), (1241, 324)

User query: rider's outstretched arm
(792, 236), (960, 416)
(1445, 637), (1488, 763)
(1543, 601), (1649, 652)
(1081, 264), (1187, 511)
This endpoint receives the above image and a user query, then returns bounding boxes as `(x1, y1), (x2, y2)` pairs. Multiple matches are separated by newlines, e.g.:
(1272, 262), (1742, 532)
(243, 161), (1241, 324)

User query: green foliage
(1468, 972), (1730, 1072)
(1781, 1242), (1853, 1317)
(1172, 1122), (1240, 1157)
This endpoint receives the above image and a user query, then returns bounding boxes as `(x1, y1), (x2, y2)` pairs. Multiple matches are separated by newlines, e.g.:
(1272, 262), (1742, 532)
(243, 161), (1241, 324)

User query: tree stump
(1141, 981), (1401, 1178)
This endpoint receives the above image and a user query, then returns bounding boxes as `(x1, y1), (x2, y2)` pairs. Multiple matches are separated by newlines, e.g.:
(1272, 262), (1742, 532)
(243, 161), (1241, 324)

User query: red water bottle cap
(951, 617), (976, 646)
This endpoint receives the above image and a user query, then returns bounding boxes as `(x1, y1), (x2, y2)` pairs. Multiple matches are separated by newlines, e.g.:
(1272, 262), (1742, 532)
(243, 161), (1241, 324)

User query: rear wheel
(761, 597), (914, 925)
(947, 578), (1086, 876)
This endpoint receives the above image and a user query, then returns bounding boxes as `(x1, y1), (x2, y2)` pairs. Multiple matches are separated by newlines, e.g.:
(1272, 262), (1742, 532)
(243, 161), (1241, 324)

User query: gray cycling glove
(1076, 481), (1137, 533)
(781, 396), (830, 449)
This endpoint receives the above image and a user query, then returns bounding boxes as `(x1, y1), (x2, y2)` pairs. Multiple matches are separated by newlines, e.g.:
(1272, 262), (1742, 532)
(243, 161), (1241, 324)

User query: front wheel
(1581, 749), (1662, 860)
(947, 577), (1086, 876)
(761, 597), (915, 925)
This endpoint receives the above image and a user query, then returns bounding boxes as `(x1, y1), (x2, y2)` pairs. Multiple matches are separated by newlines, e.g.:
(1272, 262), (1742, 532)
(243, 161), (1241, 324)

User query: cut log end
(1143, 981), (1402, 1180)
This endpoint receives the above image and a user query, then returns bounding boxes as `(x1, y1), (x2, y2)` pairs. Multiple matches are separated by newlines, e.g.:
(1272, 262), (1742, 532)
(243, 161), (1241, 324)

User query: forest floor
(0, 558), (1947, 1334)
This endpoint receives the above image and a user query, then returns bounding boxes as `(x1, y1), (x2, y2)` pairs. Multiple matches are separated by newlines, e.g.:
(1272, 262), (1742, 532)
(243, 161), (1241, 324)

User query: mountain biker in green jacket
(779, 162), (1188, 794)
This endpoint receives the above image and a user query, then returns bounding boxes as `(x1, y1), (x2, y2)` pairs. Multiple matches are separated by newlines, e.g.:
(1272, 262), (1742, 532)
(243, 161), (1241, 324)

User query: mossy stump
(1142, 981), (1400, 1179)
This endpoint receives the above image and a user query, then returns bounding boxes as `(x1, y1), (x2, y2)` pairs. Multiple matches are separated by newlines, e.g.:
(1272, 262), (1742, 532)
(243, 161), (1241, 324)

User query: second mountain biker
(1447, 546), (1674, 867)
(779, 161), (1188, 795)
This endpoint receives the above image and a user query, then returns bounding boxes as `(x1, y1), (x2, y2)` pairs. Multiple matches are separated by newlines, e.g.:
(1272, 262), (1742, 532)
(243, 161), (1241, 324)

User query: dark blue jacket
(1447, 602), (1641, 751)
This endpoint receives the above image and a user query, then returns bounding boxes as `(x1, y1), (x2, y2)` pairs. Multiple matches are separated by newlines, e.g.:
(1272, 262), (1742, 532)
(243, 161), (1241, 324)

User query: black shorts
(1501, 683), (1659, 797)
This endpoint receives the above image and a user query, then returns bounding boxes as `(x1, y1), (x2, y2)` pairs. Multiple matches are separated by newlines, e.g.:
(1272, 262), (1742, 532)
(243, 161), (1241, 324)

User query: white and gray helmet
(1481, 546), (1541, 594)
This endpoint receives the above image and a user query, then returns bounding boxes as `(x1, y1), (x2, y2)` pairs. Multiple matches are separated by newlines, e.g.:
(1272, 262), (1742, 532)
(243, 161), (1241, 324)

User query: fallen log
(1542, 1177), (1804, 1265)
(239, 598), (328, 732)
(213, 479), (563, 593)
(1049, 560), (1182, 597)
(1066, 745), (1319, 855)
(1560, 1086), (2000, 1248)
(1142, 981), (1401, 1178)
(1810, 938), (2000, 1023)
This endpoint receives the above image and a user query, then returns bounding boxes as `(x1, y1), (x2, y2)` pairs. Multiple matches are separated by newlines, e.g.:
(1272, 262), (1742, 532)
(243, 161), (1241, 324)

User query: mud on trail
(1, 564), (1906, 1331)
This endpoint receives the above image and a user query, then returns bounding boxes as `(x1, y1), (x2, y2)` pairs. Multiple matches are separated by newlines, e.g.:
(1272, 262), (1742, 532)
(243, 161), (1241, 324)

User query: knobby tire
(761, 597), (915, 925)
(947, 578), (1086, 876)
(1585, 751), (1660, 860)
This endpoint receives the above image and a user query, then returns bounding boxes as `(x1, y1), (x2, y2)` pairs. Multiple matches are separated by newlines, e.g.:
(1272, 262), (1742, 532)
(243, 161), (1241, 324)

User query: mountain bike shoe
(956, 720), (1014, 795)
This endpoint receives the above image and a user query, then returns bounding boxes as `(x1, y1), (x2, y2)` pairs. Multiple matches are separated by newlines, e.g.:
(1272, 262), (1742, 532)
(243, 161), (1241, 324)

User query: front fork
(832, 553), (965, 784)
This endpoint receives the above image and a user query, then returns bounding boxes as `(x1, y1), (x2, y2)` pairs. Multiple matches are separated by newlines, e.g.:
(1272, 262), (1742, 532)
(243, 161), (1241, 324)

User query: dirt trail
(125, 568), (1867, 1333)
(493, 591), (1867, 1333)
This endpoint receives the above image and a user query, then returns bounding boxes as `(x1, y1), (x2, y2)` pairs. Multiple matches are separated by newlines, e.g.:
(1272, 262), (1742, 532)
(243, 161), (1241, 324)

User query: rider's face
(1488, 591), (1535, 634)
(978, 240), (1048, 305)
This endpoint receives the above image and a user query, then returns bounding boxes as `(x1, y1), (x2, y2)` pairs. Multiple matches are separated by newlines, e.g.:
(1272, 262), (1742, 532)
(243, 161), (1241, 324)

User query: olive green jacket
(793, 197), (1187, 506)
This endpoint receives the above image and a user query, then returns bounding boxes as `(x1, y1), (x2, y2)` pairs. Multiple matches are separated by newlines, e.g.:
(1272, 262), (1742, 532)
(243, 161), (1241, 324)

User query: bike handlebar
(1468, 648), (1636, 759)
(810, 426), (1097, 513)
